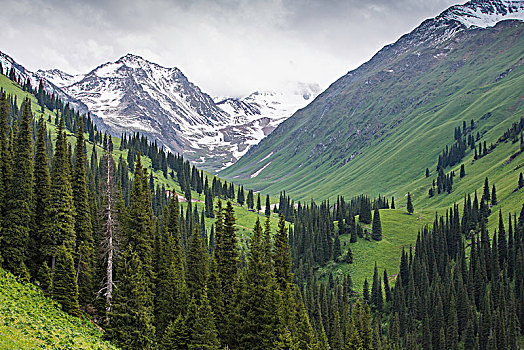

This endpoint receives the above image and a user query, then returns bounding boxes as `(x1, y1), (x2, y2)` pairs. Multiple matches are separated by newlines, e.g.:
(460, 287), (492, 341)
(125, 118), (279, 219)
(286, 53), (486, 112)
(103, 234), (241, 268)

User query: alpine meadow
(0, 0), (524, 349)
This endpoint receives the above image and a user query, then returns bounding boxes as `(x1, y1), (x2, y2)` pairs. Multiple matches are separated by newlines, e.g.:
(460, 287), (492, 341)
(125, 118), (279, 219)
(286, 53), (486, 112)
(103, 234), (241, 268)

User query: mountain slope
(0, 269), (116, 349)
(220, 1), (524, 208)
(43, 54), (319, 172)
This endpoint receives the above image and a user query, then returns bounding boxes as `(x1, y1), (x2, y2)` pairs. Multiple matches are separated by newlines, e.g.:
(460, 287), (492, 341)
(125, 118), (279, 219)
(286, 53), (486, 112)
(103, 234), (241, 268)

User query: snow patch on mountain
(35, 69), (85, 88)
(439, 0), (524, 28)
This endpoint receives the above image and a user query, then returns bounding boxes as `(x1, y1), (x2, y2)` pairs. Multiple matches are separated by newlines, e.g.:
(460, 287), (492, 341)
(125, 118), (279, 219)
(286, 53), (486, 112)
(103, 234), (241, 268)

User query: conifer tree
(383, 268), (391, 303)
(371, 262), (383, 313)
(491, 184), (497, 205)
(186, 227), (209, 299)
(371, 207), (382, 241)
(0, 92), (13, 266)
(44, 118), (76, 270)
(51, 244), (80, 316)
(391, 196), (395, 209)
(406, 192), (414, 214)
(159, 315), (189, 350)
(518, 172), (523, 189)
(257, 193), (262, 213)
(2, 97), (33, 280)
(265, 194), (271, 217)
(107, 246), (155, 350)
(213, 201), (239, 347)
(273, 215), (293, 292)
(247, 190), (254, 210)
(333, 235), (341, 260)
(72, 117), (94, 306)
(187, 290), (220, 350)
(483, 177), (490, 201)
(28, 117), (50, 279)
(363, 278), (370, 303)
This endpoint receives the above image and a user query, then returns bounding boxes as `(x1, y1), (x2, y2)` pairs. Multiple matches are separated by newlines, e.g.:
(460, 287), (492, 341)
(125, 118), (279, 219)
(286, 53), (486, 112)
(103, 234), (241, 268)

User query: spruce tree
(0, 92), (13, 266)
(44, 118), (76, 271)
(273, 215), (293, 292)
(371, 207), (382, 241)
(391, 196), (395, 209)
(483, 177), (490, 201)
(52, 244), (80, 316)
(107, 246), (155, 349)
(406, 192), (414, 214)
(265, 194), (271, 217)
(187, 290), (220, 350)
(213, 201), (239, 347)
(28, 117), (50, 279)
(159, 315), (189, 350)
(518, 172), (523, 189)
(186, 227), (209, 299)
(72, 117), (94, 306)
(371, 262), (383, 313)
(2, 97), (33, 280)
(491, 184), (497, 205)
(257, 193), (262, 213)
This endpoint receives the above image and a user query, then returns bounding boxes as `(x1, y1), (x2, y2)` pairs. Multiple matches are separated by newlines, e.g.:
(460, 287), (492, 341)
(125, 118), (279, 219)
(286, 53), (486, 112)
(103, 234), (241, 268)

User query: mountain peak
(437, 0), (524, 28)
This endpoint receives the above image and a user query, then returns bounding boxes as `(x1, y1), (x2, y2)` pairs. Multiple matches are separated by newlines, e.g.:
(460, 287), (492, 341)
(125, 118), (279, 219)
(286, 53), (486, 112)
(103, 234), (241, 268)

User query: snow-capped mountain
(49, 53), (319, 171)
(36, 69), (85, 88)
(440, 0), (524, 28)
(213, 84), (321, 168)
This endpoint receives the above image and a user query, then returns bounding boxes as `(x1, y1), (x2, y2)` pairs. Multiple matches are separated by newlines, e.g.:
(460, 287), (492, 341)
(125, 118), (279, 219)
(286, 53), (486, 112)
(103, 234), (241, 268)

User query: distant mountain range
(0, 50), (319, 172)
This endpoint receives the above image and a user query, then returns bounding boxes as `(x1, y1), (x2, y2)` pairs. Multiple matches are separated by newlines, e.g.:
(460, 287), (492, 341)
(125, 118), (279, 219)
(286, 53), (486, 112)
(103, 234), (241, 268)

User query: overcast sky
(0, 0), (461, 97)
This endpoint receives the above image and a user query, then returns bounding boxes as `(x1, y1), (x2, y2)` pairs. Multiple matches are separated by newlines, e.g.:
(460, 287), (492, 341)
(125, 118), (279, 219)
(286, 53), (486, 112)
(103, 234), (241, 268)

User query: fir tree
(390, 196), (395, 209)
(72, 117), (94, 306)
(186, 227), (209, 299)
(257, 193), (262, 214)
(518, 172), (523, 189)
(406, 192), (414, 214)
(265, 194), (271, 217)
(44, 118), (76, 271)
(371, 262), (383, 313)
(187, 290), (220, 350)
(2, 97), (33, 280)
(51, 244), (80, 316)
(491, 184), (497, 205)
(273, 215), (293, 292)
(371, 207), (382, 241)
(107, 246), (155, 350)
(159, 315), (189, 350)
(483, 177), (490, 201)
(28, 117), (50, 279)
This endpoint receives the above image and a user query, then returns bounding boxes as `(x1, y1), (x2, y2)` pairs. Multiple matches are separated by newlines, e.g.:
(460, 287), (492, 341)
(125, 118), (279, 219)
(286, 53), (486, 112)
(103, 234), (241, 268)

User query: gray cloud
(0, 0), (460, 97)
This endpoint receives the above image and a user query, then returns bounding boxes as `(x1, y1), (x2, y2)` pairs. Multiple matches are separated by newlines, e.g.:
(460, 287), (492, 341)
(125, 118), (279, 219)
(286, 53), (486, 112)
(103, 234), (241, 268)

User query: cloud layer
(1, 0), (460, 97)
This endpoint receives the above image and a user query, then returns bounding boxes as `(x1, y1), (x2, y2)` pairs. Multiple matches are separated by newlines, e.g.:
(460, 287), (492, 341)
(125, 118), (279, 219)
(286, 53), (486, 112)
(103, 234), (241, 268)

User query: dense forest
(0, 70), (523, 349)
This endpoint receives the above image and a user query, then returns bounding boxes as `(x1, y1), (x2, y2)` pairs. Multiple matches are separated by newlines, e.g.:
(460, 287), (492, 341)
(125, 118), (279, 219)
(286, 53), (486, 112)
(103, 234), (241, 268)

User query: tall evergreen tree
(265, 194), (271, 217)
(44, 118), (76, 271)
(51, 244), (80, 316)
(28, 117), (50, 279)
(72, 117), (94, 306)
(406, 192), (414, 214)
(2, 97), (33, 280)
(107, 246), (155, 350)
(371, 207), (382, 241)
(186, 227), (209, 299)
(257, 193), (262, 214)
(187, 290), (220, 350)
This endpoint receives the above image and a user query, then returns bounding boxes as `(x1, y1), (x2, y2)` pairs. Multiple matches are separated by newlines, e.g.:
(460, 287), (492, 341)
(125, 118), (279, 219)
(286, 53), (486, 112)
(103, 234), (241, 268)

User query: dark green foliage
(491, 184), (497, 205)
(187, 290), (220, 350)
(460, 164), (465, 178)
(370, 262), (383, 313)
(51, 245), (80, 317)
(28, 117), (50, 279)
(257, 193), (262, 213)
(44, 119), (76, 269)
(273, 216), (292, 291)
(371, 207), (382, 241)
(359, 196), (372, 224)
(72, 117), (94, 306)
(159, 315), (189, 350)
(483, 177), (490, 201)
(2, 97), (33, 280)
(519, 172), (523, 189)
(265, 194), (271, 217)
(363, 278), (370, 303)
(406, 192), (413, 214)
(107, 246), (155, 350)
(186, 228), (208, 299)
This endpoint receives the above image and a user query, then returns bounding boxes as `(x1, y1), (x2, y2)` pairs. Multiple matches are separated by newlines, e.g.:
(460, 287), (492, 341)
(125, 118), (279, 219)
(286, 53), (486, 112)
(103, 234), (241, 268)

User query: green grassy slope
(220, 21), (524, 213)
(0, 269), (117, 349)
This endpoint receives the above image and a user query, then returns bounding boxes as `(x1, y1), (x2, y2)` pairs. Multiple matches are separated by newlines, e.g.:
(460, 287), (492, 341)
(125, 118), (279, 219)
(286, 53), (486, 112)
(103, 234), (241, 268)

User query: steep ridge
(220, 0), (524, 203)
(40, 54), (319, 171)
